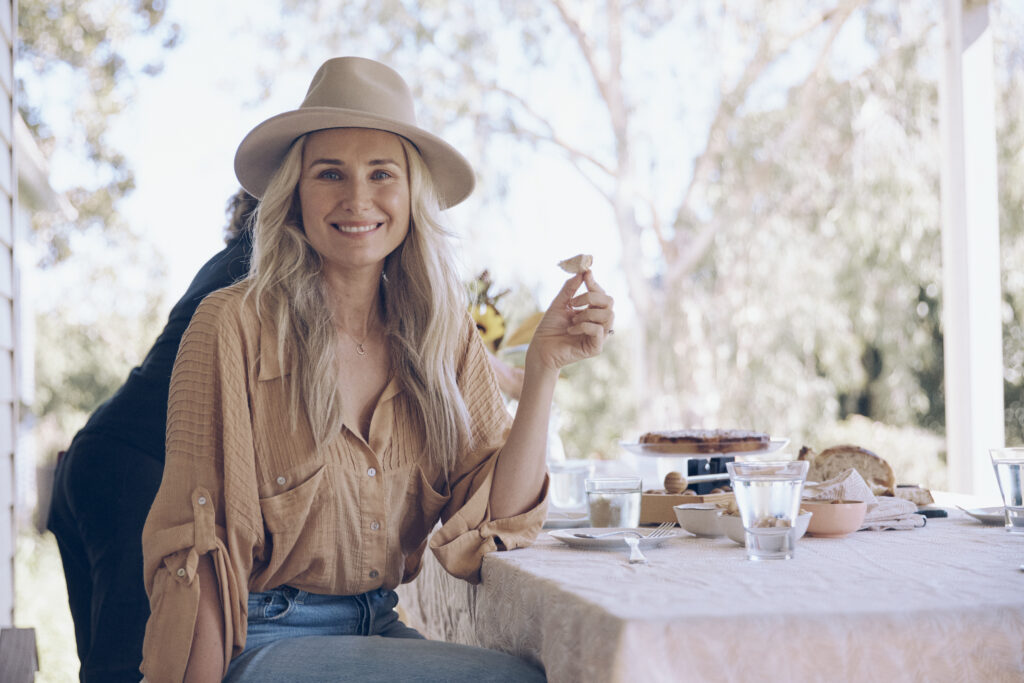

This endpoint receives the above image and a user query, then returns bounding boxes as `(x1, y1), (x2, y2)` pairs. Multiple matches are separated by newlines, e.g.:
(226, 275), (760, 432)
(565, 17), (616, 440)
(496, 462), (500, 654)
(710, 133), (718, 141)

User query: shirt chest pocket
(402, 467), (452, 542)
(257, 465), (333, 580)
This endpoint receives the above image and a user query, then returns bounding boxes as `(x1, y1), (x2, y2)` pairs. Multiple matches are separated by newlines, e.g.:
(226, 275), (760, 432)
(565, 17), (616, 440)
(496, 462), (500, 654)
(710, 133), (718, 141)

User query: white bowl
(721, 511), (813, 545)
(673, 504), (724, 537)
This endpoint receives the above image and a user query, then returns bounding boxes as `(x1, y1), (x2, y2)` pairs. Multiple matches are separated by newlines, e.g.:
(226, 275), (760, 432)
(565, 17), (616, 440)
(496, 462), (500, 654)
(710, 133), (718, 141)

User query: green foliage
(15, 530), (79, 683)
(32, 266), (166, 465)
(19, 0), (180, 459)
(555, 330), (636, 459)
(998, 57), (1024, 444)
(17, 0), (180, 265)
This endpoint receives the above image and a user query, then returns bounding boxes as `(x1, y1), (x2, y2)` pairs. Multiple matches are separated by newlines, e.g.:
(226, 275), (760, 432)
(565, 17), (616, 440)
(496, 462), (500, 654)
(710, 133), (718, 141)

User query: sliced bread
(798, 444), (896, 496)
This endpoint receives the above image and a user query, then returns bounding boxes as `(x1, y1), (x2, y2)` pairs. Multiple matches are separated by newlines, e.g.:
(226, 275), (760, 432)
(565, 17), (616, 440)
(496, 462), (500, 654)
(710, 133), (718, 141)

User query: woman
(141, 57), (614, 682)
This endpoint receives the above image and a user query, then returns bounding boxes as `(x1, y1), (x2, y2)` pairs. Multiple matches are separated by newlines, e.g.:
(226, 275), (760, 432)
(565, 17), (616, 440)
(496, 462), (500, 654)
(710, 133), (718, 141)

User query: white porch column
(939, 0), (1004, 498)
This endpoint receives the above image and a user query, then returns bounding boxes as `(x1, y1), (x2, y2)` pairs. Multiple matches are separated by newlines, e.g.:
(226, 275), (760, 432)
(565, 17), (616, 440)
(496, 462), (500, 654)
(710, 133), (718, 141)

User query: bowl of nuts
(720, 510), (813, 545)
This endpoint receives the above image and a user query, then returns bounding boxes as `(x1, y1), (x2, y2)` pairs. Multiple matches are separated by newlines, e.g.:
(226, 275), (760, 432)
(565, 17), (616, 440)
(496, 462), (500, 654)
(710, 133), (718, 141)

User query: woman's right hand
(526, 270), (615, 373)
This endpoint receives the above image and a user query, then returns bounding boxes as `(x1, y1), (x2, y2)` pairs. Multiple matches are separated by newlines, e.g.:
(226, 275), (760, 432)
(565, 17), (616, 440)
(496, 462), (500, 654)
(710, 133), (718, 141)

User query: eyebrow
(307, 158), (402, 168)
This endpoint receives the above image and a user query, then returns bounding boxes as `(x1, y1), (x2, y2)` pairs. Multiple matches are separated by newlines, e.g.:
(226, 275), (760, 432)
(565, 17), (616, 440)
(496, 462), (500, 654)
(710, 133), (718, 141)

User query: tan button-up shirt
(140, 282), (548, 682)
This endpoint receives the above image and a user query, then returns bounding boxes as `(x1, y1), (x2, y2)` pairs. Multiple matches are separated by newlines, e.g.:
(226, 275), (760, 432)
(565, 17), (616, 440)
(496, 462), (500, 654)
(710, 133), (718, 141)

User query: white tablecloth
(397, 512), (1024, 682)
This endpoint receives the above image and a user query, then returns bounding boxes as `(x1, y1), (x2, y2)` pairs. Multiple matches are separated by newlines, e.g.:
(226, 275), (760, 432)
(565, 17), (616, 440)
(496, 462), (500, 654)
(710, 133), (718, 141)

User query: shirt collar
(257, 318), (289, 381)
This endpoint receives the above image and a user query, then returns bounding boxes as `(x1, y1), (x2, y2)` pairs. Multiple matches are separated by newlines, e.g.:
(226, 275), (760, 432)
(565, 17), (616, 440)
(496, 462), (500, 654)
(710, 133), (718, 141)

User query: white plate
(958, 506), (1005, 526)
(548, 527), (678, 550)
(543, 511), (589, 529)
(619, 438), (790, 458)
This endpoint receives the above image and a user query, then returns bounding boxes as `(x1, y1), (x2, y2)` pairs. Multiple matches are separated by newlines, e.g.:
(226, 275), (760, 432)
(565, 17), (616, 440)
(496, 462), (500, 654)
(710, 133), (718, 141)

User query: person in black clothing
(47, 189), (258, 683)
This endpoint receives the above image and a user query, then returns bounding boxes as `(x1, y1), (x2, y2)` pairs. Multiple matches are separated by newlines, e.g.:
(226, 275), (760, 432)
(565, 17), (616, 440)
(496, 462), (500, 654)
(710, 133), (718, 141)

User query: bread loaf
(894, 485), (934, 507)
(798, 444), (896, 496)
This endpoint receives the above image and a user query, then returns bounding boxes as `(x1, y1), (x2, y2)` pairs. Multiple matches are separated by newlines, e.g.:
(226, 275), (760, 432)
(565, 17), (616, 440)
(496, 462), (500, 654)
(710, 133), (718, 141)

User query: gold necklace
(344, 327), (372, 358)
(337, 314), (377, 357)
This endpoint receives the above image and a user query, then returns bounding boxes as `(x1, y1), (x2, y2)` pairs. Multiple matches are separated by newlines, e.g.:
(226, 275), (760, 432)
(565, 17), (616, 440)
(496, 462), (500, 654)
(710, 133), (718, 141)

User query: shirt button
(197, 496), (207, 505)
(176, 568), (186, 577)
(367, 468), (376, 477)
(370, 521), (380, 531)
(276, 476), (287, 485)
(369, 569), (379, 579)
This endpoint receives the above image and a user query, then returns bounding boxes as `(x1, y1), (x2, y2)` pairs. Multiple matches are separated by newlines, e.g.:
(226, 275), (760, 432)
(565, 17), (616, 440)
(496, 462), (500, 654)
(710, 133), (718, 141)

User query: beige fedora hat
(234, 56), (475, 207)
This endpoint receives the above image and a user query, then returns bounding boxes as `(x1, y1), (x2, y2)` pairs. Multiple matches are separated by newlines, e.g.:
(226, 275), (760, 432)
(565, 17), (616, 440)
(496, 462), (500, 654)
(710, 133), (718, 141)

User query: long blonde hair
(246, 133), (470, 474)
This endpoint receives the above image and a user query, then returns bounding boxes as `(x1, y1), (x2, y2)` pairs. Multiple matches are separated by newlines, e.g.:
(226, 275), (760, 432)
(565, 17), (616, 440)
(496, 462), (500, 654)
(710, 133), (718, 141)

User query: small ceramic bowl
(802, 500), (868, 538)
(720, 512), (813, 545)
(673, 504), (724, 537)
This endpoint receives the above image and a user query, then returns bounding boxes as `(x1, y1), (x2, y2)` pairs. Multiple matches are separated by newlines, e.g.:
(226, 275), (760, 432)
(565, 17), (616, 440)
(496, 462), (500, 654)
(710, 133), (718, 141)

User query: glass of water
(989, 448), (1024, 534)
(548, 460), (594, 510)
(585, 477), (642, 528)
(726, 460), (809, 560)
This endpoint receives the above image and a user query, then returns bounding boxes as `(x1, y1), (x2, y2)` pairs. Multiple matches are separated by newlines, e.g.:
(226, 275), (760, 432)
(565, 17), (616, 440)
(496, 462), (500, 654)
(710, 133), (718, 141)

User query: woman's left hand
(527, 270), (615, 372)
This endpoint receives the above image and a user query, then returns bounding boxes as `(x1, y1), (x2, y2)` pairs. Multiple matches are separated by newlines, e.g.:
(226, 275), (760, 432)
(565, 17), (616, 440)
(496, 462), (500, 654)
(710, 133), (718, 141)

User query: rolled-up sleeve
(429, 319), (549, 583)
(140, 292), (260, 682)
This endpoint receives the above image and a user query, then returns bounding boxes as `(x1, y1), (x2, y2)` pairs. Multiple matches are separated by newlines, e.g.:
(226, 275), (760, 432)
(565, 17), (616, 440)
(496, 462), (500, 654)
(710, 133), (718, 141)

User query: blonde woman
(140, 57), (613, 683)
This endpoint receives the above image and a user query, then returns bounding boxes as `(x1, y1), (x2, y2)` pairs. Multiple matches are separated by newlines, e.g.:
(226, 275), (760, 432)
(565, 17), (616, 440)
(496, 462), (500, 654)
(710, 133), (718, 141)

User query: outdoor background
(13, 1), (1024, 679)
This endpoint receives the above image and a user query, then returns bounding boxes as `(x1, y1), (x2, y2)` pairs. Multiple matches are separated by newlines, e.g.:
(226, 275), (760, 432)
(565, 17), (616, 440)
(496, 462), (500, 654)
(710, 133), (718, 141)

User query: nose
(339, 178), (372, 212)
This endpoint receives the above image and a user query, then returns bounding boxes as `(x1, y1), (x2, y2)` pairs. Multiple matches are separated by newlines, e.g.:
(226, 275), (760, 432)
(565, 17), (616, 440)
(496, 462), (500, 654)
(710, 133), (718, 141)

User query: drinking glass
(548, 460), (593, 510)
(585, 477), (642, 528)
(989, 448), (1024, 534)
(726, 460), (809, 560)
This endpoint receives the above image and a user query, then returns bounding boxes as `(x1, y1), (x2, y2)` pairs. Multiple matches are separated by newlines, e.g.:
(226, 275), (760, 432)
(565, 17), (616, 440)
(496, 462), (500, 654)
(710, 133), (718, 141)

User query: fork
(623, 535), (648, 563)
(573, 521), (676, 540)
(624, 523), (675, 563)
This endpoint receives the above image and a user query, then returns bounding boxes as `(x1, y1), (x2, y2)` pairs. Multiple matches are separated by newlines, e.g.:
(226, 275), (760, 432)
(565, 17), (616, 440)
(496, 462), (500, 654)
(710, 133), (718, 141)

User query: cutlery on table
(573, 521), (676, 540)
(624, 535), (647, 563)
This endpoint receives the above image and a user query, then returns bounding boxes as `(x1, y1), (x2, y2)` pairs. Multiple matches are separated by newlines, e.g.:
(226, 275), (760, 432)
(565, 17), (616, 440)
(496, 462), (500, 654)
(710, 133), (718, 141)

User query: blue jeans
(224, 586), (545, 682)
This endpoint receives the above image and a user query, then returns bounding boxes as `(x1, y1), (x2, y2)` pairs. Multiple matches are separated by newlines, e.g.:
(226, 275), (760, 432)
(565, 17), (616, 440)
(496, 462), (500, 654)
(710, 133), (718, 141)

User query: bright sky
(104, 0), (629, 325)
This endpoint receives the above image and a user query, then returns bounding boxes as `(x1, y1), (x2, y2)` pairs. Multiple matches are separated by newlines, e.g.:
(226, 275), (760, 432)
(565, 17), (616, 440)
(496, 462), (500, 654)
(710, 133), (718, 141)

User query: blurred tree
(262, 2), (960, 441)
(18, 0), (180, 456)
(995, 5), (1024, 445)
(219, 1), (1024, 465)
(17, 0), (180, 265)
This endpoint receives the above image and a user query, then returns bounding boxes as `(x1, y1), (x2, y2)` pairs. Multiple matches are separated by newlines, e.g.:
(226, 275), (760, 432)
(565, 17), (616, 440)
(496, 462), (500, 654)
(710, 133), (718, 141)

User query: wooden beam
(0, 627), (38, 683)
(940, 0), (1004, 498)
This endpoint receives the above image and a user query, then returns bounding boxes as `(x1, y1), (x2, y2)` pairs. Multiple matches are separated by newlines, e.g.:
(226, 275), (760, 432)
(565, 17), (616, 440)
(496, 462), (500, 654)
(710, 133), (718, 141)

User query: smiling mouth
(332, 222), (382, 234)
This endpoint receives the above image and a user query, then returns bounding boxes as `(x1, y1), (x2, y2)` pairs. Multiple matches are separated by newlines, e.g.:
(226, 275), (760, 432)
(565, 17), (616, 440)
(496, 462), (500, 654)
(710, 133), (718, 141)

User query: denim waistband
(240, 586), (420, 656)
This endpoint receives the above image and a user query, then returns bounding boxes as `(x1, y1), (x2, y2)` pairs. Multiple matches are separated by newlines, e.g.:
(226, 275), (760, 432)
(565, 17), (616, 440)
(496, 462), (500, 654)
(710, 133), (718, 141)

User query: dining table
(396, 504), (1024, 682)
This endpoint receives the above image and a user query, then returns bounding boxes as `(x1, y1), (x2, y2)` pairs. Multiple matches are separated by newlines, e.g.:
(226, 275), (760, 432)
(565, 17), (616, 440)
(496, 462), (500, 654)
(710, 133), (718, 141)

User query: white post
(939, 0), (1004, 499)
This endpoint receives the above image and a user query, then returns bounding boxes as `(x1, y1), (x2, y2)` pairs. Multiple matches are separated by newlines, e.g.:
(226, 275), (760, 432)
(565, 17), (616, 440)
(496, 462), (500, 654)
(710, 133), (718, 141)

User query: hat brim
(234, 107), (475, 208)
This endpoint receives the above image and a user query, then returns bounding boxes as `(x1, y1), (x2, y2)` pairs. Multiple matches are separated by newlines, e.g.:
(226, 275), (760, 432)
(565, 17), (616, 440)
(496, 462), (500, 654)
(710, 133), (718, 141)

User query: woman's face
(299, 128), (411, 278)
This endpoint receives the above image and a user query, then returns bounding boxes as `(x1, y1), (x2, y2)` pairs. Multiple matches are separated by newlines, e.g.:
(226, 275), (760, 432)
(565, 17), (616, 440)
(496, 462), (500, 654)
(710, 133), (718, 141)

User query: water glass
(548, 460), (594, 510)
(585, 477), (642, 528)
(989, 448), (1024, 534)
(726, 460), (809, 560)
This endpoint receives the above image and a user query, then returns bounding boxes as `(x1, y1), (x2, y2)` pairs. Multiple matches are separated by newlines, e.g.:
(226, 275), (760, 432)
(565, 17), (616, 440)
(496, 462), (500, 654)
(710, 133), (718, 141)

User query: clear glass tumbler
(548, 460), (594, 510)
(989, 448), (1024, 534)
(726, 460), (809, 560)
(585, 476), (642, 528)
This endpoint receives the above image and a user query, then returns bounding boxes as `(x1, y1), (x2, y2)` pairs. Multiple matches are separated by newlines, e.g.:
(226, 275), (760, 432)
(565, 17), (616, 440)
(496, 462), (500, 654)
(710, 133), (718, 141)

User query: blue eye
(318, 169), (341, 180)
(371, 170), (393, 180)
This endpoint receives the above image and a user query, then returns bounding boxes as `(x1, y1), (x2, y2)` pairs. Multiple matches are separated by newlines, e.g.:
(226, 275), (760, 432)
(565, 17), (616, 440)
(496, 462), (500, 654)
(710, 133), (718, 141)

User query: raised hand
(527, 270), (615, 372)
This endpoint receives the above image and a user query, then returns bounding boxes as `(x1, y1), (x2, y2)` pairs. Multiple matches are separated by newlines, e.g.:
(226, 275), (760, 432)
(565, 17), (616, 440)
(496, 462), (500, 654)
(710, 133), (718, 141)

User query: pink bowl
(802, 500), (867, 538)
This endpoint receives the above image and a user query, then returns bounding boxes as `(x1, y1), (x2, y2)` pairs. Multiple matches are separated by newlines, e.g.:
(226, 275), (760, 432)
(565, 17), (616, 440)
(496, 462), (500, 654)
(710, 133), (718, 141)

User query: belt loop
(360, 590), (374, 635)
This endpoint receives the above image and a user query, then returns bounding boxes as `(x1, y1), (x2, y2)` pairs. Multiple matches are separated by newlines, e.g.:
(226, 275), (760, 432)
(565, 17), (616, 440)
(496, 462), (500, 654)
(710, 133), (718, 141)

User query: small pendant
(356, 343), (367, 356)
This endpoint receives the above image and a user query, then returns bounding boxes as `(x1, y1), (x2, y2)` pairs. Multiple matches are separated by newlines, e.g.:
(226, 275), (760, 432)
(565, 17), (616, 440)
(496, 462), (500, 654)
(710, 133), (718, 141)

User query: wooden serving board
(640, 491), (736, 524)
